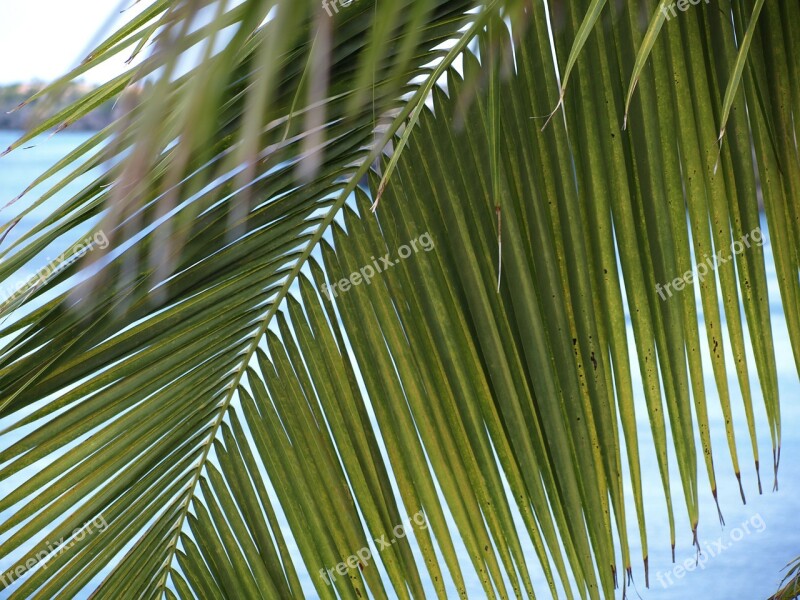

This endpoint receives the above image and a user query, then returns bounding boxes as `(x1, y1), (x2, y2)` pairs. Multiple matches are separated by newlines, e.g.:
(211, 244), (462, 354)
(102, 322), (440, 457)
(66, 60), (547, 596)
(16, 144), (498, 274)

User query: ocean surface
(0, 131), (798, 599)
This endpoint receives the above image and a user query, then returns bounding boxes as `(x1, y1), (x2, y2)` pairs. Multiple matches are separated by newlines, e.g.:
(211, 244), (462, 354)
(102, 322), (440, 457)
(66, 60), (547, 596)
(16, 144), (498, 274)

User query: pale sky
(0, 0), (144, 84)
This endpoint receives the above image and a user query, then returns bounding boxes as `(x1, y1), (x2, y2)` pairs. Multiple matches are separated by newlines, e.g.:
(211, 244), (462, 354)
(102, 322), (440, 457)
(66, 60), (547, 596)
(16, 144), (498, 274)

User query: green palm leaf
(1, 0), (798, 598)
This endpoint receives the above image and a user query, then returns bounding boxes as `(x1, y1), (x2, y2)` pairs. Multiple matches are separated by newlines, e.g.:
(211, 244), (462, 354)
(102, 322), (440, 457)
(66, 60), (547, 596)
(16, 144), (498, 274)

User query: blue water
(0, 131), (798, 599)
(0, 131), (103, 299)
(621, 232), (800, 599)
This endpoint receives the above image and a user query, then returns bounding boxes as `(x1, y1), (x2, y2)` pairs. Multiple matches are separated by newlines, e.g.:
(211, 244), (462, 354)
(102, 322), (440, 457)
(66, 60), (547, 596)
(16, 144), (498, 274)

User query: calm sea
(0, 131), (798, 599)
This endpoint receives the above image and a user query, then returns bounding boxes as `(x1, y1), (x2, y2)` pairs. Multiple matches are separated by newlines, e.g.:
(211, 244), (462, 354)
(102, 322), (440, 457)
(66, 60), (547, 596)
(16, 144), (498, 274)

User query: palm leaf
(1, 0), (798, 598)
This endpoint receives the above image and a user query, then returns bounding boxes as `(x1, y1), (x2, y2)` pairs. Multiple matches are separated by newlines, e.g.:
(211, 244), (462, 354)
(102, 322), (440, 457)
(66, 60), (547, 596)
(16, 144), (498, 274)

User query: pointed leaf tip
(371, 180), (387, 212)
(735, 472), (746, 504)
(540, 95), (563, 132)
(8, 100), (28, 114)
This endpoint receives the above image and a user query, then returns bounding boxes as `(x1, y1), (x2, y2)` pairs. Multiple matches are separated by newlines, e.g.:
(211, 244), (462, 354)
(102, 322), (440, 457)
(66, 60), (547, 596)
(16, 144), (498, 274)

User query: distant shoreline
(0, 124), (107, 132)
(0, 82), (113, 132)
(0, 129), (95, 136)
(0, 122), (110, 133)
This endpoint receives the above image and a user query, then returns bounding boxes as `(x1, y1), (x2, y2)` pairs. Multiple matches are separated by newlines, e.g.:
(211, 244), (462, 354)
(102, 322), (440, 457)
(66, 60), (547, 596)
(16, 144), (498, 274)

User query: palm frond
(1, 0), (799, 598)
